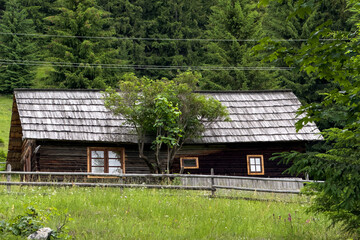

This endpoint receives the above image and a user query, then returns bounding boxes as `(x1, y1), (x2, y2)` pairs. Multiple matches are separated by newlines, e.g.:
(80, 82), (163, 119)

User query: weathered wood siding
(6, 96), (23, 170)
(180, 177), (304, 190)
(173, 142), (305, 177)
(35, 141), (151, 174)
(33, 141), (304, 177)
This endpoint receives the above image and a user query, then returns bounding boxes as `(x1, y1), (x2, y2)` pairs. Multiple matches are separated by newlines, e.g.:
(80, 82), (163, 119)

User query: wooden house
(6, 89), (321, 177)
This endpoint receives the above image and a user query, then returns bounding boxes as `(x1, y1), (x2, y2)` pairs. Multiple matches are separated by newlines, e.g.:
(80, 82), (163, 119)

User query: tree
(201, 0), (276, 90)
(103, 72), (229, 173)
(43, 0), (122, 89)
(259, 0), (360, 235)
(0, 0), (38, 93)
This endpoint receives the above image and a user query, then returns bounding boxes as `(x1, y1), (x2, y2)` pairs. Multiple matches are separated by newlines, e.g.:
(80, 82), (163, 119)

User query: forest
(0, 0), (352, 104)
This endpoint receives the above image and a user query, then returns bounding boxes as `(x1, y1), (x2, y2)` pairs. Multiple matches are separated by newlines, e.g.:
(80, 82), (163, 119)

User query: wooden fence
(0, 164), (323, 195)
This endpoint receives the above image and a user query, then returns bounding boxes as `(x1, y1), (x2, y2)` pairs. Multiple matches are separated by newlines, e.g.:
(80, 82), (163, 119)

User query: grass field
(0, 94), (12, 153)
(0, 186), (345, 239)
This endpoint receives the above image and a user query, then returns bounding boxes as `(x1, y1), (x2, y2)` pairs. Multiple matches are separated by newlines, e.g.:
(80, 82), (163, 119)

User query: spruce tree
(44, 0), (121, 88)
(0, 0), (37, 93)
(202, 0), (276, 90)
(100, 0), (216, 80)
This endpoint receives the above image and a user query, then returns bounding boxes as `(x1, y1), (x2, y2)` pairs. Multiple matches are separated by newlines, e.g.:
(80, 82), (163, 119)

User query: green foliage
(0, 0), (38, 93)
(0, 138), (5, 166)
(0, 206), (43, 237)
(0, 95), (12, 156)
(0, 138), (5, 170)
(43, 0), (122, 88)
(202, 0), (276, 90)
(0, 206), (72, 239)
(103, 71), (229, 173)
(267, 0), (360, 235)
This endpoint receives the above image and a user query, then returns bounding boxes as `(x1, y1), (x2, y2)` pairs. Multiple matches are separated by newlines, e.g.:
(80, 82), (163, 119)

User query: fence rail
(0, 164), (324, 195)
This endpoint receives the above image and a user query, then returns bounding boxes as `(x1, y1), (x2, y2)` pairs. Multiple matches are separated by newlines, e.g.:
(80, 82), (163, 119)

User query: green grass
(0, 94), (12, 153)
(0, 186), (345, 239)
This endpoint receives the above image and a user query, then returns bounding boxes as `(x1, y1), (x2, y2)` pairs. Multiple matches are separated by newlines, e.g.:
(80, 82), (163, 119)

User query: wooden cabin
(6, 89), (321, 177)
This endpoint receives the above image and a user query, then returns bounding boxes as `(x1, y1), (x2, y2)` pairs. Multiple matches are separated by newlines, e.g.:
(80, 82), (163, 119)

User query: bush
(0, 206), (72, 239)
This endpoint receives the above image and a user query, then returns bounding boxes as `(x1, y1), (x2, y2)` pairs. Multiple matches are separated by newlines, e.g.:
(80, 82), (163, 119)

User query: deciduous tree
(103, 72), (229, 173)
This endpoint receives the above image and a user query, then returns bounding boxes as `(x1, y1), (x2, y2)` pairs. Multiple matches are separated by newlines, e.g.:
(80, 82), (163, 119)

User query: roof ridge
(14, 88), (293, 93)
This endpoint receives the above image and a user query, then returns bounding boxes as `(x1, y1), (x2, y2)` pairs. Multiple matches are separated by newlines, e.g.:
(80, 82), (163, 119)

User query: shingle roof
(14, 89), (322, 143)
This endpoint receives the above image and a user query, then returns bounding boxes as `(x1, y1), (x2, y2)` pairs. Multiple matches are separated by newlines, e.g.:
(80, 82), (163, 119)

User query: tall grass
(0, 186), (344, 239)
(0, 94), (12, 153)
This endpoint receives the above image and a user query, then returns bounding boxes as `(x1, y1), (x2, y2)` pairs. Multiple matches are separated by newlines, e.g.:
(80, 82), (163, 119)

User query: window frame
(87, 147), (126, 178)
(180, 157), (199, 169)
(247, 155), (264, 175)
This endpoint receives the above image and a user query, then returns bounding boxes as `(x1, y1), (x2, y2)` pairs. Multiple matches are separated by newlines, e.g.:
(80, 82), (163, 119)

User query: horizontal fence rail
(0, 171), (322, 183)
(0, 165), (324, 195)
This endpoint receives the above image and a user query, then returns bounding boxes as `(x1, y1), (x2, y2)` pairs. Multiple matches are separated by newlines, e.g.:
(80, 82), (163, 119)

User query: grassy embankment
(0, 95), (12, 152)
(0, 186), (345, 239)
(0, 95), (12, 171)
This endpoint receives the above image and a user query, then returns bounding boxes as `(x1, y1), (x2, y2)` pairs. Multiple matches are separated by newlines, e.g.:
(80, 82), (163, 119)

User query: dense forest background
(0, 0), (353, 105)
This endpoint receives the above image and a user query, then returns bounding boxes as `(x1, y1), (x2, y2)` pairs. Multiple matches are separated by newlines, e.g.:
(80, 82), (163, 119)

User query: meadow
(0, 186), (344, 239)
(0, 94), (12, 153)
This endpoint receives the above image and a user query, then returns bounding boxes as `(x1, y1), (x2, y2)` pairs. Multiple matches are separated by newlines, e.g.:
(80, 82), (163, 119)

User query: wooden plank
(0, 181), (212, 191)
(213, 185), (300, 194)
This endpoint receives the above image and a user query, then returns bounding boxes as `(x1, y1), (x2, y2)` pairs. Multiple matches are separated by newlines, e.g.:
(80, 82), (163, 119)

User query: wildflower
(288, 213), (292, 222)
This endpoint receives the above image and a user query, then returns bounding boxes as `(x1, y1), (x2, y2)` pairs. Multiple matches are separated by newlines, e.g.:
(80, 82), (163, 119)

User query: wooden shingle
(14, 89), (322, 144)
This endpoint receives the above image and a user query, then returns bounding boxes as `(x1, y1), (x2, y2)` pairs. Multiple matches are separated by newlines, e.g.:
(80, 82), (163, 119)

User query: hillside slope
(0, 95), (12, 153)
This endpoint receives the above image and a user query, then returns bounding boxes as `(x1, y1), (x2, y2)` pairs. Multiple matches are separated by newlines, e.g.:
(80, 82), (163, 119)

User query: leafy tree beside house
(103, 72), (229, 174)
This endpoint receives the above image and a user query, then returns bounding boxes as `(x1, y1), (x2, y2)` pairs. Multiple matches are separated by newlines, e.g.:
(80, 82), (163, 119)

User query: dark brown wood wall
(6, 96), (23, 170)
(36, 141), (151, 173)
(173, 142), (305, 177)
(34, 140), (305, 177)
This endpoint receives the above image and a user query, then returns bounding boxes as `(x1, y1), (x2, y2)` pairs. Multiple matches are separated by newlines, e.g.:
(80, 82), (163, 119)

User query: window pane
(109, 159), (121, 167)
(109, 167), (122, 174)
(255, 158), (261, 165)
(92, 151), (104, 158)
(183, 159), (197, 167)
(250, 158), (255, 164)
(250, 165), (256, 172)
(256, 165), (261, 172)
(92, 158), (104, 167)
(109, 151), (121, 159)
(91, 167), (104, 173)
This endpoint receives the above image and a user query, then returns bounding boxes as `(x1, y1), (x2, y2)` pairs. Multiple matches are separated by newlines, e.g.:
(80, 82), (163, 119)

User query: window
(247, 155), (264, 175)
(180, 157), (199, 169)
(87, 147), (125, 176)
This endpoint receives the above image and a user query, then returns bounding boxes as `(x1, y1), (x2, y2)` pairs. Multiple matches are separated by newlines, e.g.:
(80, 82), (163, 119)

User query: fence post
(211, 168), (216, 197)
(6, 164), (11, 193)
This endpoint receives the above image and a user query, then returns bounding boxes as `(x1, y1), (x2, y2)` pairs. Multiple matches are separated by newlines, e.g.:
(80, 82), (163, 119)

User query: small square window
(247, 155), (264, 175)
(180, 157), (199, 169)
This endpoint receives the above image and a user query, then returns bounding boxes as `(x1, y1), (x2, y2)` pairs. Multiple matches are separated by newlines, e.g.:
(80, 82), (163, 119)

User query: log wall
(173, 142), (305, 177)
(34, 140), (305, 177)
(36, 141), (151, 174)
(6, 96), (23, 170)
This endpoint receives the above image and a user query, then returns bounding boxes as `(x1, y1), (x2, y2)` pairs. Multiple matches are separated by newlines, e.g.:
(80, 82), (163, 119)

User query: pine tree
(260, 0), (353, 105)
(202, 0), (276, 90)
(44, 0), (121, 88)
(0, 0), (37, 93)
(99, 0), (216, 80)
